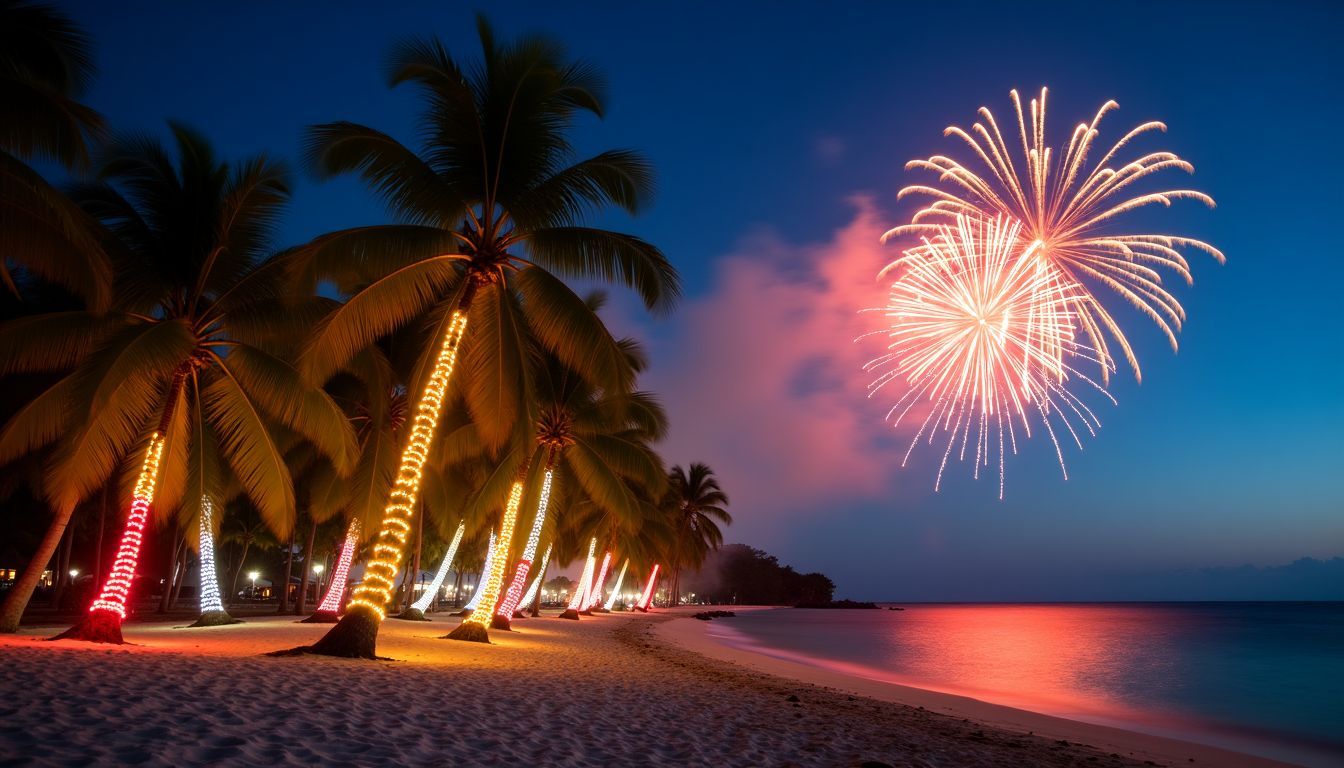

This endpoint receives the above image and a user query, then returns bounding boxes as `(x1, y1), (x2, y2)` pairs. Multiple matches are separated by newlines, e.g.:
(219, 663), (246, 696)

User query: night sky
(60, 1), (1343, 600)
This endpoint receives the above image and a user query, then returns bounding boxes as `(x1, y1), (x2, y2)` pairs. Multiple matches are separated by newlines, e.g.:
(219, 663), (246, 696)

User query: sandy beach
(0, 606), (1288, 767)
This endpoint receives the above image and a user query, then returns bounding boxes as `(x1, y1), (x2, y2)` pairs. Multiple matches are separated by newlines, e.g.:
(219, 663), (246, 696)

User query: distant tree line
(683, 544), (835, 606)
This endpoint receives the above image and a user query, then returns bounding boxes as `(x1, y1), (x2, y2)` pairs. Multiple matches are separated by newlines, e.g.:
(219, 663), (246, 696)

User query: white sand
(0, 608), (1282, 767)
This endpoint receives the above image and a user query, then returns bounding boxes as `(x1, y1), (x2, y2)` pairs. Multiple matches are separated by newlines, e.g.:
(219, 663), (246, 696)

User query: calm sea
(707, 603), (1344, 767)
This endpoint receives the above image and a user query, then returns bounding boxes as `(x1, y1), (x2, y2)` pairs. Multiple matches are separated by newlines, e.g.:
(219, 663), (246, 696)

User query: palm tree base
(580, 609), (594, 616)
(299, 610), (340, 624)
(592, 608), (610, 613)
(511, 610), (526, 619)
(557, 609), (581, 620)
(271, 604), (383, 659)
(393, 608), (430, 622)
(489, 614), (512, 631)
(51, 608), (124, 644)
(444, 621), (491, 643)
(450, 608), (474, 617)
(189, 610), (241, 628)
(631, 607), (648, 613)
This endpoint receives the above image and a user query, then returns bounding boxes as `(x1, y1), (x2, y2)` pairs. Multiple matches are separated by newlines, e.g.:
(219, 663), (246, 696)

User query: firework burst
(884, 88), (1222, 382)
(866, 215), (1114, 497)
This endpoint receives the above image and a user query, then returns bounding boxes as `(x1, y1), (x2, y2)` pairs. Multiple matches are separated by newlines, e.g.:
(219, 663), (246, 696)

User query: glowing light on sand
(90, 433), (165, 618)
(867, 215), (1114, 497)
(586, 551), (613, 610)
(410, 522), (465, 613)
(462, 530), (498, 612)
(886, 88), (1222, 382)
(495, 469), (554, 622)
(603, 559), (629, 611)
(635, 564), (660, 611)
(348, 311), (468, 619)
(316, 520), (360, 614)
(198, 496), (224, 614)
(518, 543), (552, 611)
(461, 481), (524, 629)
(567, 538), (598, 611)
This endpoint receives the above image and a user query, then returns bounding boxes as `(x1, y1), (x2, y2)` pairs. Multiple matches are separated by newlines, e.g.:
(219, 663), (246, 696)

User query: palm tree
(470, 331), (667, 635)
(0, 0), (111, 307)
(665, 463), (731, 607)
(0, 124), (357, 640)
(221, 505), (278, 602)
(278, 17), (678, 658)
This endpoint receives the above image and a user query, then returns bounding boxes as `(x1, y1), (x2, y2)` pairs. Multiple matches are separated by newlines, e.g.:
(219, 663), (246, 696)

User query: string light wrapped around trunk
(458, 481), (523, 631)
(603, 559), (629, 611)
(315, 519), (359, 614)
(409, 522), (465, 614)
(90, 433), (166, 618)
(462, 531), (497, 612)
(635, 564), (660, 611)
(566, 539), (597, 611)
(197, 496), (224, 614)
(493, 469), (554, 625)
(347, 311), (468, 620)
(585, 551), (613, 611)
(517, 542), (551, 612)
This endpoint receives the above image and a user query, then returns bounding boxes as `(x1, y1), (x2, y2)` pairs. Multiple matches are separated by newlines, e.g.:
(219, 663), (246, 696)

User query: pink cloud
(623, 197), (916, 536)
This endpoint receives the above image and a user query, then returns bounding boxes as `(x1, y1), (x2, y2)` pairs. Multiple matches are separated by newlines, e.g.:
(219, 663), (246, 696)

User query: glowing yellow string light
(462, 480), (524, 628)
(494, 469), (554, 621)
(348, 311), (468, 619)
(90, 433), (165, 618)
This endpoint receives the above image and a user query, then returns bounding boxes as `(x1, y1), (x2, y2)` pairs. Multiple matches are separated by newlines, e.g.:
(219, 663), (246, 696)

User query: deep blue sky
(61, 1), (1343, 599)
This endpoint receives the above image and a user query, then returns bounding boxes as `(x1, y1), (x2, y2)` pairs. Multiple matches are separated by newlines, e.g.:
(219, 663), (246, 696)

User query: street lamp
(68, 568), (78, 580)
(248, 570), (259, 595)
(312, 564), (324, 576)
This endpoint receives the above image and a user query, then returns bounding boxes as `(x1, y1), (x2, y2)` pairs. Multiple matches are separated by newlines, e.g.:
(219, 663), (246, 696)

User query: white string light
(410, 522), (465, 613)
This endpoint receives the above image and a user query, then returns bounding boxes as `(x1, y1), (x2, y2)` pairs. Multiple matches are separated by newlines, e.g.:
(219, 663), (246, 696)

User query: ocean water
(707, 603), (1344, 767)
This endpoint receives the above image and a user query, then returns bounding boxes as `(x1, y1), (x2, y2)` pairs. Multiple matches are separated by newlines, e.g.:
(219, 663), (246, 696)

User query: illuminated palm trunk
(584, 551), (613, 612)
(559, 538), (597, 620)
(189, 496), (237, 627)
(491, 467), (555, 630)
(296, 309), (469, 658)
(517, 542), (551, 614)
(633, 564), (660, 612)
(54, 367), (187, 644)
(304, 519), (359, 623)
(447, 479), (525, 642)
(461, 530), (497, 612)
(402, 521), (465, 618)
(602, 559), (629, 611)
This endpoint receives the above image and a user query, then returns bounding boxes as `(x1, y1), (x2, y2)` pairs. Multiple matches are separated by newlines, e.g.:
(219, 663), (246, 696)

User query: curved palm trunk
(190, 496), (237, 627)
(491, 465), (556, 630)
(458, 531), (497, 614)
(400, 521), (465, 620)
(633, 564), (660, 612)
(518, 542), (551, 616)
(0, 504), (75, 632)
(304, 519), (359, 623)
(448, 474), (528, 643)
(559, 538), (597, 620)
(603, 559), (630, 611)
(297, 518), (318, 615)
(53, 367), (183, 644)
(282, 306), (470, 658)
(583, 551), (613, 613)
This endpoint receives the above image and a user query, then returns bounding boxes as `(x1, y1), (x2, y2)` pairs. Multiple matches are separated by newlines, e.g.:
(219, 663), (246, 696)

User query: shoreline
(658, 607), (1296, 768)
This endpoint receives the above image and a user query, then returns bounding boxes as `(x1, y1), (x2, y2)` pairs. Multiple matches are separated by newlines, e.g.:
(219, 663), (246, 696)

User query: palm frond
(522, 226), (679, 314)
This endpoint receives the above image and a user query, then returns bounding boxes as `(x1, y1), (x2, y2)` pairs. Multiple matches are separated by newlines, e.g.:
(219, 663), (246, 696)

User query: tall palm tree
(469, 331), (667, 636)
(665, 463), (731, 607)
(0, 124), (356, 639)
(0, 0), (111, 307)
(278, 17), (678, 658)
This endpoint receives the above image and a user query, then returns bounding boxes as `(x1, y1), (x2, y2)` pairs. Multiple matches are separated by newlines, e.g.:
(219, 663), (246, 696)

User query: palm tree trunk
(403, 501), (424, 613)
(306, 518), (358, 622)
(402, 522), (465, 620)
(278, 528), (296, 613)
(230, 540), (251, 602)
(450, 457), (533, 642)
(528, 552), (549, 617)
(52, 367), (188, 644)
(168, 537), (188, 609)
(492, 457), (557, 629)
(93, 484), (108, 586)
(297, 518), (317, 615)
(158, 522), (181, 613)
(282, 290), (474, 659)
(190, 496), (237, 627)
(0, 504), (75, 632)
(51, 522), (74, 608)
